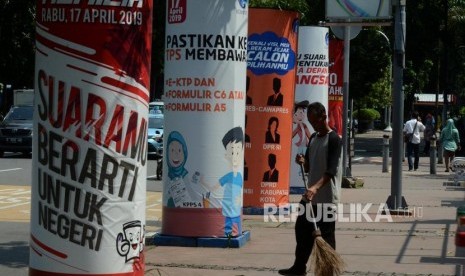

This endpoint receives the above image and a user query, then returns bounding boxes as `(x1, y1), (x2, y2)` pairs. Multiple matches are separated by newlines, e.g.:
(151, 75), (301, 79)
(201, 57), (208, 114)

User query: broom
(299, 162), (346, 276)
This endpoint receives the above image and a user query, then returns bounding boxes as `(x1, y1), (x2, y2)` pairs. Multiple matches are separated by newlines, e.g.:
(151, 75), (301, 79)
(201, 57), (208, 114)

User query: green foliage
(353, 108), (381, 121)
(404, 0), (465, 118)
(249, 0), (310, 22)
(403, 59), (434, 108)
(152, 1), (167, 99)
(349, 27), (392, 109)
(460, 106), (465, 116)
(153, 1), (166, 73)
(0, 0), (36, 88)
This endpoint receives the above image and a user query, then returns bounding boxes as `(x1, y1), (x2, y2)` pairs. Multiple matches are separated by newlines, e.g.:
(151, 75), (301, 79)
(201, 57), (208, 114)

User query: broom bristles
(310, 236), (346, 276)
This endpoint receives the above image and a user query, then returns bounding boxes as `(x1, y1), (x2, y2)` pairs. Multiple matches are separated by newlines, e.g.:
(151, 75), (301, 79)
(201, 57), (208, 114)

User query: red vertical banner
(328, 38), (344, 136)
(31, 1), (152, 275)
(244, 8), (298, 211)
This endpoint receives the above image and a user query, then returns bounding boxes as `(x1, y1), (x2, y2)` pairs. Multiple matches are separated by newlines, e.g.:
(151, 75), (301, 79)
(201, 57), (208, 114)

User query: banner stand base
(243, 206), (292, 215)
(149, 231), (250, 248)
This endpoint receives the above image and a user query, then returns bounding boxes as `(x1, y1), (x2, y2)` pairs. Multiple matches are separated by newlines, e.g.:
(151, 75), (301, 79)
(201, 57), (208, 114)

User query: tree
(447, 0), (465, 111)
(0, 0), (36, 89)
(152, 1), (166, 100)
(404, 0), (465, 117)
(349, 28), (392, 110)
(249, 0), (310, 22)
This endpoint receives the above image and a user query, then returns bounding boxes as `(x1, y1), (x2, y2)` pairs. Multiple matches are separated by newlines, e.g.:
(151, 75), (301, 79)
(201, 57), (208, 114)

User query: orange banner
(244, 8), (298, 210)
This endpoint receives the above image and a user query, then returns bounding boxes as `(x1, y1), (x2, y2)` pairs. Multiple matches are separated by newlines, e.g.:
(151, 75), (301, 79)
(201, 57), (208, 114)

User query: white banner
(290, 26), (329, 192)
(162, 0), (248, 237)
(30, 1), (152, 275)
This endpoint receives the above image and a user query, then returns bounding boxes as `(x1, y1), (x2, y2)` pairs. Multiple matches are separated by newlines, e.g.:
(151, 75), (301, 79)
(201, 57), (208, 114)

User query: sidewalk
(144, 131), (465, 275)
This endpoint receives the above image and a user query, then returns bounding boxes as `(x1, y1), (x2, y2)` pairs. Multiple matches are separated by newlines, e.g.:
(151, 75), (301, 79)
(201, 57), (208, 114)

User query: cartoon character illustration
(200, 127), (244, 236)
(165, 131), (194, 207)
(116, 220), (144, 263)
(292, 100), (311, 153)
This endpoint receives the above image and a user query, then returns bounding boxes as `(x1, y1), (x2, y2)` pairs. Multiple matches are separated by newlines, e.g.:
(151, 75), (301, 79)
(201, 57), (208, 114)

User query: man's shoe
(278, 266), (306, 276)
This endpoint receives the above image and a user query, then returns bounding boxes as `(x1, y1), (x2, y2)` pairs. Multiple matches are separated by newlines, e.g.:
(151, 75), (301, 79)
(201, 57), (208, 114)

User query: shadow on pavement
(354, 136), (384, 157)
(442, 198), (465, 208)
(396, 220), (464, 274)
(0, 241), (29, 268)
(407, 173), (450, 180)
(0, 152), (32, 159)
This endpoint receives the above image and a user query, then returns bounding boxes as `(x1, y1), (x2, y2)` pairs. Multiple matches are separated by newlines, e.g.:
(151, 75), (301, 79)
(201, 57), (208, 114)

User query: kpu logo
(238, 0), (247, 9)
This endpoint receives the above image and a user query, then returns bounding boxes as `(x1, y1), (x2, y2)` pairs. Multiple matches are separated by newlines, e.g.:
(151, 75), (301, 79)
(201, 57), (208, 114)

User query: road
(0, 153), (163, 275)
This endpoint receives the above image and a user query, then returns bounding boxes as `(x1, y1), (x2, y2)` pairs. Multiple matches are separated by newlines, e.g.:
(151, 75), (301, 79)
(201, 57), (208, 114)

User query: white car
(147, 113), (164, 179)
(147, 113), (164, 156)
(149, 101), (164, 115)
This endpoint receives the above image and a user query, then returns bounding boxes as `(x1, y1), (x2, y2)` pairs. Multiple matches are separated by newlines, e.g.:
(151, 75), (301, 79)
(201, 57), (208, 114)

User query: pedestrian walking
(403, 111), (425, 171)
(278, 102), (343, 276)
(440, 118), (461, 172)
(422, 113), (435, 155)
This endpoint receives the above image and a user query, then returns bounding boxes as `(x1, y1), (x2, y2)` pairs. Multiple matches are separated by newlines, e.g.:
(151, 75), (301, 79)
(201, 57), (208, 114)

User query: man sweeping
(279, 102), (344, 276)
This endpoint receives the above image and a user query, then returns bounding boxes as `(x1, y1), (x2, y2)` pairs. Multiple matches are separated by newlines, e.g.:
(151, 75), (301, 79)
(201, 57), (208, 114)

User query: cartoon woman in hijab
(165, 131), (193, 207)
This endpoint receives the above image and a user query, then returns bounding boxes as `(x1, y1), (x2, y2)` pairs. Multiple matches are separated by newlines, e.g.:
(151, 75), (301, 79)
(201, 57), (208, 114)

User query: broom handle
(299, 159), (307, 185)
(299, 162), (320, 231)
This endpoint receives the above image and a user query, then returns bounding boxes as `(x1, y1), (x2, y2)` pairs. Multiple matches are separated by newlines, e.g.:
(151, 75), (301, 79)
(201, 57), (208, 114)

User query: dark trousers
(406, 142), (420, 170)
(423, 140), (431, 154)
(293, 201), (336, 271)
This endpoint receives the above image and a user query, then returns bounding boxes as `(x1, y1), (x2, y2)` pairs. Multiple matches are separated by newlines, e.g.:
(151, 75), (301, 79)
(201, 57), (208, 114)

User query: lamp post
(442, 0), (449, 127)
(374, 30), (393, 132)
(387, 0), (408, 211)
(362, 28), (393, 132)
